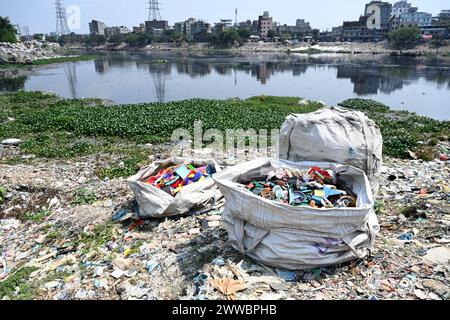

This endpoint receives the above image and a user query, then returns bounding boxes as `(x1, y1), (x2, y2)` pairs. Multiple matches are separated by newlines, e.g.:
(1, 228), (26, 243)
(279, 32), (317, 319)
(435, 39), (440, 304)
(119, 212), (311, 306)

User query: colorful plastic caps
(146, 163), (217, 196)
(245, 167), (357, 209)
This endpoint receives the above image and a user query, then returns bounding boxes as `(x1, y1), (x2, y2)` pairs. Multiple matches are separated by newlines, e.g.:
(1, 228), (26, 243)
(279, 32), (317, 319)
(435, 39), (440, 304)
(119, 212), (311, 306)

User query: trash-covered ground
(1, 142), (449, 300)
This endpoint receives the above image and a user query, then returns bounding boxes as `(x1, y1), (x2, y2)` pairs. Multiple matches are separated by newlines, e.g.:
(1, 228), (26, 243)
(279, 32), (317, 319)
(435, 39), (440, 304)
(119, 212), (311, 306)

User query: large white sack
(279, 106), (383, 195)
(213, 158), (380, 270)
(128, 157), (223, 218)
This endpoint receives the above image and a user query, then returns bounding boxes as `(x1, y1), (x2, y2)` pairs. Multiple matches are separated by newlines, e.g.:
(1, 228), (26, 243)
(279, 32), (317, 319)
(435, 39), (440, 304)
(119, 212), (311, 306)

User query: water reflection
(85, 53), (450, 96)
(1, 52), (449, 119)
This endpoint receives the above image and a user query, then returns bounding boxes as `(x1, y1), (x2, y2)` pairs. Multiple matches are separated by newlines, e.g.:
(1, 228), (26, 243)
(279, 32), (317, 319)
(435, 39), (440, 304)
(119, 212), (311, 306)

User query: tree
(0, 16), (17, 43)
(388, 27), (421, 50)
(33, 33), (45, 41)
(267, 29), (276, 39)
(237, 28), (251, 41)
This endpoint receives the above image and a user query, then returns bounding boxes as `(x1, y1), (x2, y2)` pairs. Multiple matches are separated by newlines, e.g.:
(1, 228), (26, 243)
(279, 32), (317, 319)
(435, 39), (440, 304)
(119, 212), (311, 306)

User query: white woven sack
(213, 158), (380, 270)
(128, 157), (223, 218)
(279, 106), (383, 195)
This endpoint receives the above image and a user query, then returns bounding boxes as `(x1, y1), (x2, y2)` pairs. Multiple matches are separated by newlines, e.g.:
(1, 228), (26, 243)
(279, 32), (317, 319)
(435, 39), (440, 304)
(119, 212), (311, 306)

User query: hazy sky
(1, 0), (449, 34)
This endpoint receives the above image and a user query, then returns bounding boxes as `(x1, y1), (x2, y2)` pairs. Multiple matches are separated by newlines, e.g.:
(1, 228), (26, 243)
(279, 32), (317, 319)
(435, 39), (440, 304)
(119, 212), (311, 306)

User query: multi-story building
(257, 11), (273, 39)
(342, 1), (392, 41)
(145, 20), (168, 34)
(133, 23), (145, 34)
(175, 18), (211, 41)
(435, 9), (450, 29)
(89, 20), (106, 36)
(399, 11), (432, 27)
(104, 26), (130, 38)
(391, 1), (417, 18)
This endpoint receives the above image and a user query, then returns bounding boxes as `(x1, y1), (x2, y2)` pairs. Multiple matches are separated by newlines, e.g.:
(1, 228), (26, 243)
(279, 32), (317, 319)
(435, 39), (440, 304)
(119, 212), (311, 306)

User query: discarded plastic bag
(128, 157), (223, 218)
(213, 158), (380, 270)
(279, 106), (383, 195)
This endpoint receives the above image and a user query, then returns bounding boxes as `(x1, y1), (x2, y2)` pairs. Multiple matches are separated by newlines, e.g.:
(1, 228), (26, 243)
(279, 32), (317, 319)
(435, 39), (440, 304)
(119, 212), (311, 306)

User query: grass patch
(0, 186), (5, 204)
(1, 91), (448, 164)
(71, 188), (97, 206)
(0, 267), (39, 300)
(339, 98), (450, 159)
(24, 209), (51, 222)
(76, 223), (115, 254)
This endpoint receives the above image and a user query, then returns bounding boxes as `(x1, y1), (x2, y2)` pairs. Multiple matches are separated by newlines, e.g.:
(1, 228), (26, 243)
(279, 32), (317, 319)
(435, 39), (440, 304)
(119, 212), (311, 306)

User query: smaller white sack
(128, 157), (223, 218)
(213, 158), (380, 270)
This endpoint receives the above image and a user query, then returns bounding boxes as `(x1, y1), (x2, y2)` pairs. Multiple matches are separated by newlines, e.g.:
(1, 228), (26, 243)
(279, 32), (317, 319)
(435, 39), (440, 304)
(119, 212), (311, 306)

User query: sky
(1, 0), (449, 34)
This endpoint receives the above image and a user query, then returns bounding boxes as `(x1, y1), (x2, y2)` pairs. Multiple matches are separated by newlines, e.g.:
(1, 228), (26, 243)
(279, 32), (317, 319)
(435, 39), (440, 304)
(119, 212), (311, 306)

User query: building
(175, 18), (211, 41)
(145, 20), (168, 34)
(257, 11), (273, 39)
(342, 1), (392, 42)
(435, 10), (450, 29)
(391, 1), (417, 18)
(399, 11), (432, 27)
(133, 23), (145, 34)
(104, 26), (130, 38)
(364, 1), (392, 30)
(420, 26), (448, 38)
(89, 20), (106, 36)
(296, 19), (311, 32)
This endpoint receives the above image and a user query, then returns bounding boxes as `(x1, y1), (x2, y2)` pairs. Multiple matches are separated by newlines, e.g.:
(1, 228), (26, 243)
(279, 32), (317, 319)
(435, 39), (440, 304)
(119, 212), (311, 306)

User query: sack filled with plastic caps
(213, 158), (380, 270)
(128, 157), (223, 218)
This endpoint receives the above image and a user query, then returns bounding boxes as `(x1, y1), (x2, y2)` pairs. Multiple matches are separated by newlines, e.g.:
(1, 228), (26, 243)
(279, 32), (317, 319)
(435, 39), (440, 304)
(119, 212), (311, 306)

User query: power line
(148, 0), (162, 21)
(55, 0), (70, 36)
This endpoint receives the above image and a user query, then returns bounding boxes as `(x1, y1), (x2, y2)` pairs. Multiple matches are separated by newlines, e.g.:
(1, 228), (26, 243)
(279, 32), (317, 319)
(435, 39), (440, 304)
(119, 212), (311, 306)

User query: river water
(1, 51), (449, 120)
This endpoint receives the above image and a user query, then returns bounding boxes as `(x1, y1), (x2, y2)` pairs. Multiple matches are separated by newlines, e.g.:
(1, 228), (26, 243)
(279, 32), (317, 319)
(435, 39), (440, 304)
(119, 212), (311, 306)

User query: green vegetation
(0, 55), (97, 69)
(388, 27), (421, 50)
(76, 223), (115, 254)
(71, 188), (97, 206)
(0, 17), (17, 43)
(24, 209), (51, 222)
(339, 98), (450, 159)
(1, 91), (448, 178)
(0, 185), (5, 204)
(0, 267), (38, 300)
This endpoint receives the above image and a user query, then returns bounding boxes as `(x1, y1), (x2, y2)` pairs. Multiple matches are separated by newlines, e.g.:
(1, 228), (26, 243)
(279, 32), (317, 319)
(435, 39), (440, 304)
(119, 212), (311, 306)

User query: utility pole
(148, 0), (162, 21)
(235, 8), (238, 25)
(55, 0), (70, 36)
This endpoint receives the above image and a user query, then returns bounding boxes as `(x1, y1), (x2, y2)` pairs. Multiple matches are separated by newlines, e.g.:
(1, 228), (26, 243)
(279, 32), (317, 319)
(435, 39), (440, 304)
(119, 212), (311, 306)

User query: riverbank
(0, 92), (449, 300)
(0, 41), (96, 69)
(73, 40), (450, 56)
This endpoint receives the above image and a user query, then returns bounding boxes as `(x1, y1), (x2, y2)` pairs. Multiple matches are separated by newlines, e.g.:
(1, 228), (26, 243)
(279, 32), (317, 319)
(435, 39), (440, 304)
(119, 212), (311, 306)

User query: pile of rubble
(0, 40), (61, 65)
(0, 143), (449, 300)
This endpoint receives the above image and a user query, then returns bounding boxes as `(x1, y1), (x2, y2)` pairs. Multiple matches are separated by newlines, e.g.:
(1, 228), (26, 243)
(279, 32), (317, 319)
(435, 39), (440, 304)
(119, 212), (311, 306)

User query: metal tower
(147, 0), (162, 21)
(55, 0), (70, 36)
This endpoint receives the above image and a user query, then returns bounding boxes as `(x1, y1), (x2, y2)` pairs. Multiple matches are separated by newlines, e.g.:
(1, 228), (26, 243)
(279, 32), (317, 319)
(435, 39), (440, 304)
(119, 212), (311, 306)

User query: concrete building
(145, 20), (168, 34)
(104, 26), (130, 38)
(175, 18), (211, 41)
(435, 9), (450, 28)
(364, 1), (392, 30)
(296, 19), (311, 31)
(391, 1), (417, 18)
(342, 1), (391, 42)
(257, 11), (273, 39)
(420, 26), (448, 38)
(133, 23), (145, 34)
(89, 20), (106, 36)
(399, 11), (432, 27)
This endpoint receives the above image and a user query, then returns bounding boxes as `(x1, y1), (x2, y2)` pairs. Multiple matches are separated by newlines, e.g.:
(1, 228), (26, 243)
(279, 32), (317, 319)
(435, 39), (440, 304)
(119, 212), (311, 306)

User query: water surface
(1, 52), (449, 120)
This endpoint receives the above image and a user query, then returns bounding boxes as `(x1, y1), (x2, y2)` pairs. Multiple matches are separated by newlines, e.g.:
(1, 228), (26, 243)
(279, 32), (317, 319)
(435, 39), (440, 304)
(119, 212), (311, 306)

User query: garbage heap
(244, 166), (357, 209)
